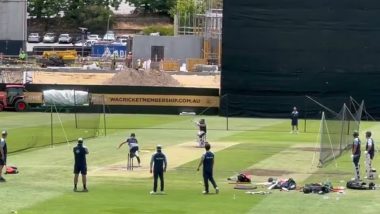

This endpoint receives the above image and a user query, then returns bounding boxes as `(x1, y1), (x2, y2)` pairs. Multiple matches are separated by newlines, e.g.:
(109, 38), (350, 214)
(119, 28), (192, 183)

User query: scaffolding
(175, 0), (223, 67)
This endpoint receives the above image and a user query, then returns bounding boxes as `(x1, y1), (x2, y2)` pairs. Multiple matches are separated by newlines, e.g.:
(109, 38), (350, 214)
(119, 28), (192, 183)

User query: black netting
(319, 102), (363, 167)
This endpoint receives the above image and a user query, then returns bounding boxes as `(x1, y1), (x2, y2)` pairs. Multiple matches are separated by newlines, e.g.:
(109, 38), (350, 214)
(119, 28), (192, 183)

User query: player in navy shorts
(290, 107), (299, 134)
(73, 138), (89, 192)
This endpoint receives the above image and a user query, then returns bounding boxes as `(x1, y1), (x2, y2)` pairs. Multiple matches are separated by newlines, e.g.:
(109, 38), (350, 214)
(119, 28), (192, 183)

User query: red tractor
(0, 84), (28, 112)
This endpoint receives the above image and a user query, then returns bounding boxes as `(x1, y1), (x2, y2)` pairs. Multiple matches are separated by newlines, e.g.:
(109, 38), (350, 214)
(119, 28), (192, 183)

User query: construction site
(0, 1), (222, 89)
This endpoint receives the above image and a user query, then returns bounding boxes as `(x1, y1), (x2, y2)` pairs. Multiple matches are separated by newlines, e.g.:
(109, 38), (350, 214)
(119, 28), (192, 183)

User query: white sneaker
(150, 191), (156, 195)
(215, 187), (219, 194)
(160, 191), (166, 195)
(202, 191), (208, 194)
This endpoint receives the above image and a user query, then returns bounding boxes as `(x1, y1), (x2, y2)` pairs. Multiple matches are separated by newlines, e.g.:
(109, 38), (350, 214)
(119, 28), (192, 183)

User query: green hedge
(142, 25), (174, 36)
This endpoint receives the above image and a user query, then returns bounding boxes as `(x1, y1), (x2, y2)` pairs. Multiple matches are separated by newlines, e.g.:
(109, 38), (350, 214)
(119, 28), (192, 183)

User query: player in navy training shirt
(0, 130), (8, 182)
(351, 131), (361, 181)
(150, 145), (167, 194)
(364, 131), (375, 179)
(197, 142), (219, 194)
(73, 138), (89, 192)
(291, 107), (299, 134)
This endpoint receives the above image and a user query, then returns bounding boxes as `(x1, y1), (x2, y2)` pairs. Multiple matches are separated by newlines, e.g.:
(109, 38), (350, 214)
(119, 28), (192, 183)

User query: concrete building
(0, 0), (27, 55)
(132, 35), (203, 65)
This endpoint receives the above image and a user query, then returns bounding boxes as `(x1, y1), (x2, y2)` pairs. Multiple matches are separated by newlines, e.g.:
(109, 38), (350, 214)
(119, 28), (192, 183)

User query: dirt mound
(0, 70), (23, 83)
(105, 69), (181, 87)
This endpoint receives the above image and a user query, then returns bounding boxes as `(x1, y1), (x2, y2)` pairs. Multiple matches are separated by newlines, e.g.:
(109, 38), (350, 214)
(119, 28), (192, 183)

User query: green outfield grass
(0, 112), (379, 214)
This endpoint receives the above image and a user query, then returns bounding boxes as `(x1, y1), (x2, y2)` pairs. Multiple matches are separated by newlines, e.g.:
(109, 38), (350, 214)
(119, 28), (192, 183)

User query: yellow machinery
(39, 50), (77, 67)
(42, 50), (77, 61)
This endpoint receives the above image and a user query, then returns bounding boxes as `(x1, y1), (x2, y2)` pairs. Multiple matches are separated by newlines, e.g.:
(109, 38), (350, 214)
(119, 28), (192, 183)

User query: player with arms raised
(194, 119), (207, 147)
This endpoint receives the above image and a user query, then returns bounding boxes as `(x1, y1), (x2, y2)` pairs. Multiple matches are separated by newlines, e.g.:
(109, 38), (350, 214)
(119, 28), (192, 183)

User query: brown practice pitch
(91, 141), (237, 178)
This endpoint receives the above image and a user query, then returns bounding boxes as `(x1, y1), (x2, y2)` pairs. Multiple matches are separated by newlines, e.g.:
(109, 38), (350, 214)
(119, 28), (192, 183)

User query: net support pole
(50, 105), (53, 147)
(53, 103), (70, 145)
(226, 94), (229, 131)
(304, 96), (307, 133)
(339, 104), (347, 152)
(74, 90), (78, 129)
(103, 95), (107, 136)
(312, 111), (323, 168)
(347, 102), (351, 135)
(324, 115), (339, 168)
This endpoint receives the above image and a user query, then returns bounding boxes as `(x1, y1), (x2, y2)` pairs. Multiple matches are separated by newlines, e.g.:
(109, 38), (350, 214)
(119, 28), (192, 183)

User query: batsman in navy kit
(364, 131), (375, 179)
(150, 145), (167, 194)
(118, 133), (141, 166)
(73, 138), (89, 192)
(351, 131), (361, 181)
(0, 130), (8, 182)
(197, 142), (219, 194)
(194, 119), (207, 147)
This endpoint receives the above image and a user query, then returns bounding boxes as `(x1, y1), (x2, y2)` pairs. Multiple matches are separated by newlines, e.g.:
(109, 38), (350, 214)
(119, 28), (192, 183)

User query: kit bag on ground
(281, 178), (296, 190)
(346, 180), (375, 190)
(5, 166), (19, 174)
(237, 173), (251, 183)
(303, 183), (332, 194)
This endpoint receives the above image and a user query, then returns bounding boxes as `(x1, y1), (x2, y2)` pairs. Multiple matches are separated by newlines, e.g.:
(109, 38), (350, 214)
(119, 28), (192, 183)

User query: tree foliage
(170, 0), (205, 16)
(211, 0), (223, 9)
(128, 0), (176, 15)
(170, 0), (223, 17)
(78, 6), (115, 33)
(28, 0), (64, 18)
(28, 0), (119, 32)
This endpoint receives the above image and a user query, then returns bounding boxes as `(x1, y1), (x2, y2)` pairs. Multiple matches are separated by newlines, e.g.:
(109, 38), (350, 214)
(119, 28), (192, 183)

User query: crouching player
(118, 133), (141, 166)
(194, 119), (207, 147)
(365, 131), (376, 180)
(73, 138), (89, 192)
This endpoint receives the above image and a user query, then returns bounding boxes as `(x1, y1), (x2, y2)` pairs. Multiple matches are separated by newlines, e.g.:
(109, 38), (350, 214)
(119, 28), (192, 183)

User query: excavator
(39, 50), (77, 67)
